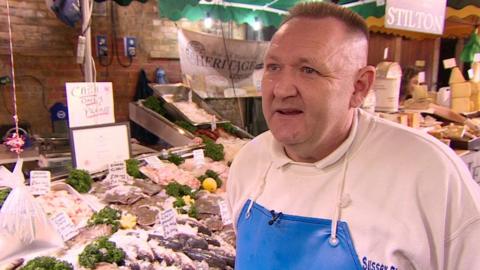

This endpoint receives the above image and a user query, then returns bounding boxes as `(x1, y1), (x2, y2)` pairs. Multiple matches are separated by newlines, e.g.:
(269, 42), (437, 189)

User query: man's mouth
(276, 109), (303, 115)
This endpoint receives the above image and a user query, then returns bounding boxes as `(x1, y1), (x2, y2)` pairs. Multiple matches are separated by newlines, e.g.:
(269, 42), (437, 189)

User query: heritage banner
(178, 28), (268, 97)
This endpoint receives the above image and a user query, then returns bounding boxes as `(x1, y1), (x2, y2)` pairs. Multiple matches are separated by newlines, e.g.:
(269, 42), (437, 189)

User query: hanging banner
(178, 29), (268, 97)
(385, 0), (447, 35)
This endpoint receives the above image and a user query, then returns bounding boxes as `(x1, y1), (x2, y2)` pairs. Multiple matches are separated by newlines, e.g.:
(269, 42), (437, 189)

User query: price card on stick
(159, 208), (178, 238)
(474, 53), (480, 62)
(51, 211), (79, 241)
(383, 47), (389, 60)
(218, 199), (232, 225)
(193, 149), (205, 167)
(468, 69), (474, 80)
(108, 161), (127, 184)
(30, 170), (51, 195)
(145, 156), (163, 169)
(418, 72), (426, 84)
(443, 58), (457, 69)
(415, 60), (425, 67)
(211, 115), (217, 131)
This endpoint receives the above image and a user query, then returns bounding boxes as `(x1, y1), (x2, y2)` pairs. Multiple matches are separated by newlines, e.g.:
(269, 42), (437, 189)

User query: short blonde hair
(283, 2), (369, 40)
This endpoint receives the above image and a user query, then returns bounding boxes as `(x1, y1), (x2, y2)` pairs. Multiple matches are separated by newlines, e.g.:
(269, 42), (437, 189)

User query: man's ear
(350, 65), (376, 108)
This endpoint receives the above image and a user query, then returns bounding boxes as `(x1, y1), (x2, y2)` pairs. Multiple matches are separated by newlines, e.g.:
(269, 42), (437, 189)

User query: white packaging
(0, 159), (64, 264)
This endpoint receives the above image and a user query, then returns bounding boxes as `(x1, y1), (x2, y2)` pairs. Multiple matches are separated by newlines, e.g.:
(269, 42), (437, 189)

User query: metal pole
(82, 0), (93, 82)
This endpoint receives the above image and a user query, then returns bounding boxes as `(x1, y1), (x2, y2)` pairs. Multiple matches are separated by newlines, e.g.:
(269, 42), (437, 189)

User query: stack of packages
(449, 66), (472, 113)
(470, 62), (480, 111)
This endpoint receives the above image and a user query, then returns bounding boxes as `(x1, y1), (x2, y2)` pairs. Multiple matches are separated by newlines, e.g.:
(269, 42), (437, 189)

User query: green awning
(157, 0), (479, 36)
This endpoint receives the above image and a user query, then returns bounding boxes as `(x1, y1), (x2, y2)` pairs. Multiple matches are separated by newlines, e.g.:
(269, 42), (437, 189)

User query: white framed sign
(70, 122), (131, 173)
(385, 0), (447, 35)
(66, 82), (115, 128)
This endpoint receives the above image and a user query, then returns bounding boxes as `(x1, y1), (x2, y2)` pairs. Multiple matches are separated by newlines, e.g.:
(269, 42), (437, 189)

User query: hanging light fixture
(204, 12), (213, 29)
(253, 16), (262, 31)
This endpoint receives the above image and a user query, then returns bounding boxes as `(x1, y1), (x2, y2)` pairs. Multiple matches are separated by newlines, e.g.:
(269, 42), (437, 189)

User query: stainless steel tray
(150, 83), (229, 127)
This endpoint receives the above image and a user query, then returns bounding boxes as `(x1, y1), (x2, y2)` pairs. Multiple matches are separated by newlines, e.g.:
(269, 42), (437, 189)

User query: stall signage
(30, 170), (51, 195)
(66, 82), (115, 128)
(385, 0), (447, 35)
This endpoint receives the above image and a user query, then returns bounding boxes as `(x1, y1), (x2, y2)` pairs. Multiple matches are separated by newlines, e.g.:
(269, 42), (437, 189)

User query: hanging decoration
(4, 0), (25, 154)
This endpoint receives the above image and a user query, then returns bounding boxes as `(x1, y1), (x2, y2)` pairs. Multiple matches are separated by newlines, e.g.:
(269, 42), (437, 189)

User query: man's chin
(270, 130), (304, 146)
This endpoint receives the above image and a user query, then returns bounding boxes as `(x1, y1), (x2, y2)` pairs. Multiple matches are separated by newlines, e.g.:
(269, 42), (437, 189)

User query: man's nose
(273, 72), (298, 98)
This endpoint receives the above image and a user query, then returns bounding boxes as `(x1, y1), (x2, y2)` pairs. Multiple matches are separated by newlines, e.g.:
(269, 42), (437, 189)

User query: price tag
(415, 60), (425, 67)
(193, 149), (205, 166)
(383, 47), (389, 60)
(474, 53), (480, 62)
(51, 211), (79, 241)
(443, 58), (456, 69)
(376, 0), (385, 6)
(211, 115), (217, 131)
(145, 156), (163, 169)
(108, 161), (127, 183)
(218, 199), (232, 225)
(188, 89), (193, 103)
(29, 170), (51, 195)
(418, 72), (425, 84)
(468, 69), (474, 80)
(159, 208), (178, 238)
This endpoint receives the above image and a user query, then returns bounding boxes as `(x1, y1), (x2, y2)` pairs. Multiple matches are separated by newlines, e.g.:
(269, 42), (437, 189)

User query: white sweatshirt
(227, 109), (480, 270)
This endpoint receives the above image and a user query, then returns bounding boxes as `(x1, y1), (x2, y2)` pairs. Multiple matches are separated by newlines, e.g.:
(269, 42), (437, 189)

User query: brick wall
(0, 0), (245, 135)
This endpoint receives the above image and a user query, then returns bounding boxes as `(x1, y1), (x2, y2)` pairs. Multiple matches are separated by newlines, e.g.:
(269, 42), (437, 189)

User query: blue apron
(235, 159), (362, 269)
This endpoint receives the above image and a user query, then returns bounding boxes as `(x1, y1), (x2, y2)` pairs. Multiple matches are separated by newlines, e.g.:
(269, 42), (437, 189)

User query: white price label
(51, 211), (79, 241)
(211, 115), (217, 131)
(218, 199), (232, 225)
(145, 156), (163, 169)
(418, 72), (426, 84)
(468, 69), (474, 80)
(188, 89), (193, 103)
(376, 0), (385, 6)
(108, 161), (127, 183)
(474, 53), (480, 62)
(30, 170), (51, 195)
(160, 208), (178, 238)
(415, 60), (425, 67)
(193, 149), (205, 166)
(443, 58), (457, 69)
(383, 47), (389, 60)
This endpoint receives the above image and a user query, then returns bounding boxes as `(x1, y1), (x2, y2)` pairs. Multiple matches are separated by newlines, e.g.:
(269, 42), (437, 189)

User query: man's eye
(301, 67), (318, 74)
(266, 64), (280, 71)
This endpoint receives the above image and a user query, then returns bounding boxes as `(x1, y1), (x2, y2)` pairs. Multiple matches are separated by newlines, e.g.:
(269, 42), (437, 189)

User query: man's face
(262, 17), (365, 149)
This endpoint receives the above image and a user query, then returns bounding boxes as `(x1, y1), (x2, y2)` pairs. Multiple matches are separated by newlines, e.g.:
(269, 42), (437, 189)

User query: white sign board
(385, 0), (447, 35)
(66, 82), (115, 128)
(71, 123), (131, 173)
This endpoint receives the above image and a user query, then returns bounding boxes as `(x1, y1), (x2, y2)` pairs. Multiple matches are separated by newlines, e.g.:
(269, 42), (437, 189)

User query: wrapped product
(0, 159), (64, 264)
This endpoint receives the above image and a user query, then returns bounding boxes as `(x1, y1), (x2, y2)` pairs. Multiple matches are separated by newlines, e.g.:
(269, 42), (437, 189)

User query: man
(227, 2), (480, 270)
